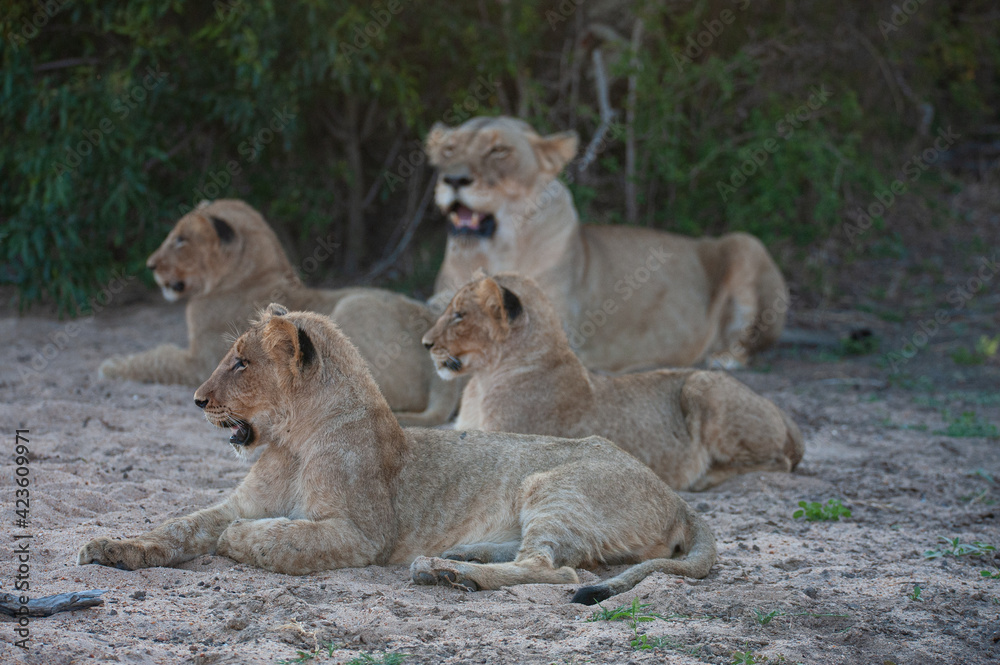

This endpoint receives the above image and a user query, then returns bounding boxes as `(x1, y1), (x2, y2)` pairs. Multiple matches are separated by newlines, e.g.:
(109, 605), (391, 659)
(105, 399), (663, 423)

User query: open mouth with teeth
(447, 203), (497, 238)
(220, 419), (255, 447)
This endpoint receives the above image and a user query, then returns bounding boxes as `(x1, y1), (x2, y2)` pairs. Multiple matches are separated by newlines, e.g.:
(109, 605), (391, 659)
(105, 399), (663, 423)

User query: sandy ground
(1, 295), (999, 665)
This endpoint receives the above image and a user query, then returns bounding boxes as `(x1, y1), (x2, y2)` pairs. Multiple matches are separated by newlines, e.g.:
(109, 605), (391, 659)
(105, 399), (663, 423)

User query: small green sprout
(793, 499), (851, 521)
(923, 536), (996, 559)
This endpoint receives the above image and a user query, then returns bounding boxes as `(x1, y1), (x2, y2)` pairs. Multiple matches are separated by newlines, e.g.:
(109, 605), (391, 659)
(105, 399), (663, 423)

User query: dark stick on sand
(0, 590), (107, 617)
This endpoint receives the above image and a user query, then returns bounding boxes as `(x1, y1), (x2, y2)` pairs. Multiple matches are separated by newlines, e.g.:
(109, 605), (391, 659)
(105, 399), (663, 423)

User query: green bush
(2, 1), (998, 314)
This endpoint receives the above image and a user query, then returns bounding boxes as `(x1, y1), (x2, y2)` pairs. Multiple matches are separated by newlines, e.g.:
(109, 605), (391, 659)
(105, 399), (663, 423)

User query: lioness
(423, 272), (804, 491)
(78, 304), (717, 605)
(98, 199), (459, 426)
(426, 116), (789, 370)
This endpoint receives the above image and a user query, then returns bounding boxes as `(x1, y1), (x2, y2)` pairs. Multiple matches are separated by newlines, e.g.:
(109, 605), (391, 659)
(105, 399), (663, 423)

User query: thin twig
(577, 48), (617, 175)
(625, 18), (644, 224)
(321, 107), (350, 142)
(847, 24), (903, 115)
(143, 124), (203, 172)
(360, 99), (380, 139)
(361, 134), (405, 210)
(359, 176), (436, 283)
(812, 378), (889, 388)
(34, 57), (101, 72)
(382, 162), (423, 252)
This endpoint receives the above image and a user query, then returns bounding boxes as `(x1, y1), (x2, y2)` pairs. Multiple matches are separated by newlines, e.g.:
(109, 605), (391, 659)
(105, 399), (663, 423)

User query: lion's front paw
(216, 519), (250, 561)
(98, 356), (129, 380)
(410, 556), (479, 592)
(217, 518), (288, 569)
(78, 537), (157, 570)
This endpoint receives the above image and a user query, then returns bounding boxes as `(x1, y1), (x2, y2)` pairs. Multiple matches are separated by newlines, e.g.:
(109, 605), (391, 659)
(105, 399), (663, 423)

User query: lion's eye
(175, 236), (187, 248)
(452, 311), (463, 322)
(489, 146), (510, 159)
(232, 358), (247, 371)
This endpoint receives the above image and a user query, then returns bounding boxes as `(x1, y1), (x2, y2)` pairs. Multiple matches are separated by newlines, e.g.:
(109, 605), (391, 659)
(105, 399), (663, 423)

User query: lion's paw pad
(413, 571), (436, 585)
(410, 558), (478, 591)
(437, 570), (478, 592)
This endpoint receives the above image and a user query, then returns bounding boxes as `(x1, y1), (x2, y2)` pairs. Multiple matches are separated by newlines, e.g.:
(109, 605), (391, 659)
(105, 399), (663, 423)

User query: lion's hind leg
(413, 449), (700, 596)
(681, 371), (803, 490)
(442, 540), (521, 563)
(411, 467), (600, 592)
(571, 511), (716, 605)
(704, 232), (788, 366)
(411, 553), (579, 592)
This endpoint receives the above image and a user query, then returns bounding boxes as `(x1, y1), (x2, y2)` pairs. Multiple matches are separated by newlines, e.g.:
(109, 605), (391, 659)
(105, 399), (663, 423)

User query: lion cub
(98, 199), (459, 426)
(79, 304), (716, 605)
(423, 273), (805, 491)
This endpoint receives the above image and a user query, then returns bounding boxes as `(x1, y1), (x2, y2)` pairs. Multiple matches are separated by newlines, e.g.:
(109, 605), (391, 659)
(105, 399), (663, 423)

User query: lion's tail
(571, 509), (717, 605)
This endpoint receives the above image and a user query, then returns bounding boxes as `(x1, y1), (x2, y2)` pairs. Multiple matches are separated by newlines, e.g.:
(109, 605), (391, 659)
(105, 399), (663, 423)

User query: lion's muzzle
(446, 203), (496, 239)
(225, 420), (255, 447)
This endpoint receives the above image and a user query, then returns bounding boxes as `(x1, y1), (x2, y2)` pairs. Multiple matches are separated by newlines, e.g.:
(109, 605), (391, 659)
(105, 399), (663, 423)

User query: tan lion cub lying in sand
(422, 273), (805, 491)
(78, 304), (716, 605)
(98, 199), (459, 426)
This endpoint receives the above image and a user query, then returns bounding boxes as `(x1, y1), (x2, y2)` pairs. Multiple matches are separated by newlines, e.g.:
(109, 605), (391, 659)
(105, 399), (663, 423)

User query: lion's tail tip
(571, 584), (613, 606)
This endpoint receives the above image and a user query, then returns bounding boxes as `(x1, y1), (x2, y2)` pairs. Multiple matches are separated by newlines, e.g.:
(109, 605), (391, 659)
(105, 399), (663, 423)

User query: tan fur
(78, 305), (717, 605)
(98, 199), (459, 426)
(423, 273), (804, 491)
(426, 116), (789, 370)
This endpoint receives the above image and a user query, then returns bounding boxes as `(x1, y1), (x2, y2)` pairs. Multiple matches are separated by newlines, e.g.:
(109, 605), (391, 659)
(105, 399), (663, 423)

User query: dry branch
(0, 590), (107, 617)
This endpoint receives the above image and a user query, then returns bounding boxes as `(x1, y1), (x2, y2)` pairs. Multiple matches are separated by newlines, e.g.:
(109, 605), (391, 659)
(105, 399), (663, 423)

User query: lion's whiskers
(222, 321), (243, 347)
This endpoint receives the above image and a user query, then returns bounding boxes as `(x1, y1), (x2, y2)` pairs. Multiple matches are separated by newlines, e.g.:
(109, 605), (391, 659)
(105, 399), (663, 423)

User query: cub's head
(421, 271), (527, 380)
(193, 304), (382, 453)
(424, 116), (578, 240)
(147, 199), (293, 301)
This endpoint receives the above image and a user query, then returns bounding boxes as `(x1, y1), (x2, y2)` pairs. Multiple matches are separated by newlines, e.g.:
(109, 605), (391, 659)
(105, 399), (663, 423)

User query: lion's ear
(211, 216), (236, 244)
(266, 303), (288, 317)
(425, 122), (452, 165)
(262, 316), (315, 372)
(532, 131), (579, 175)
(295, 327), (316, 366)
(474, 277), (515, 328)
(500, 286), (522, 322)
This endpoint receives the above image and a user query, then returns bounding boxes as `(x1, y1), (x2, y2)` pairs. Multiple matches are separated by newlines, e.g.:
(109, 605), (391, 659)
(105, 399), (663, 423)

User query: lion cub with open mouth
(78, 304), (716, 605)
(423, 272), (805, 491)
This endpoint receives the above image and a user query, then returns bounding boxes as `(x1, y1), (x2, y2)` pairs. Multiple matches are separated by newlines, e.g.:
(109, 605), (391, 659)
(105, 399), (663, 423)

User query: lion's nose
(146, 261), (156, 271)
(443, 175), (472, 189)
(194, 397), (208, 409)
(422, 340), (433, 350)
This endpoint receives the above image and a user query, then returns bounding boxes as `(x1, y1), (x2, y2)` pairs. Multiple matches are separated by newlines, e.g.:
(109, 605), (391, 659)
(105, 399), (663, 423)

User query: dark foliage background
(2, 0), (998, 314)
